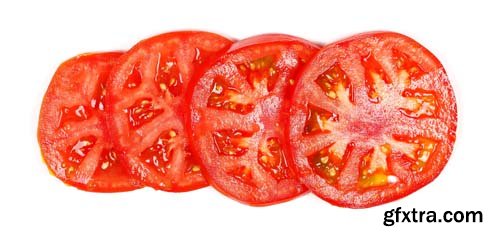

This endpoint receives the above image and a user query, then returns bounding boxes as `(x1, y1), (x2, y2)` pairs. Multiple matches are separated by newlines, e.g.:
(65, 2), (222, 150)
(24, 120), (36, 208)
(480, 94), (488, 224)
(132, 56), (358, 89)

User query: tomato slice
(105, 31), (232, 191)
(288, 32), (457, 208)
(38, 53), (142, 192)
(188, 34), (319, 205)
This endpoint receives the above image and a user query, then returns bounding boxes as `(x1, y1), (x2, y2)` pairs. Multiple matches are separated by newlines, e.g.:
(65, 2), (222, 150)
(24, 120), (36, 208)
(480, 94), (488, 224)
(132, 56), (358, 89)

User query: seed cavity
(125, 98), (164, 128)
(393, 49), (425, 81)
(308, 141), (351, 185)
(400, 89), (438, 118)
(126, 65), (142, 89)
(140, 130), (178, 174)
(228, 165), (254, 186)
(257, 137), (290, 181)
(156, 56), (183, 96)
(99, 149), (118, 171)
(237, 55), (278, 92)
(315, 63), (354, 103)
(303, 104), (338, 135)
(359, 144), (399, 189)
(58, 105), (91, 127)
(393, 136), (438, 172)
(90, 71), (110, 111)
(212, 129), (253, 156)
(207, 78), (255, 114)
(361, 52), (390, 103)
(67, 136), (97, 164)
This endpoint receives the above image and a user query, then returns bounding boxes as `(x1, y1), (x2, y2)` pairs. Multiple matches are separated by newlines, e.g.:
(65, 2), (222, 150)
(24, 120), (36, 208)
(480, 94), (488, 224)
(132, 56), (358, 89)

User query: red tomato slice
(38, 53), (142, 192)
(105, 31), (232, 191)
(288, 32), (457, 208)
(188, 34), (319, 205)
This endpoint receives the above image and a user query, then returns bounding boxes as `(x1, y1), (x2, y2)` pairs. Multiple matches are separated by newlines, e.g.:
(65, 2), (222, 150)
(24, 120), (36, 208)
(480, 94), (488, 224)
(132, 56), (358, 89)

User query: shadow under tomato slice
(38, 52), (142, 192)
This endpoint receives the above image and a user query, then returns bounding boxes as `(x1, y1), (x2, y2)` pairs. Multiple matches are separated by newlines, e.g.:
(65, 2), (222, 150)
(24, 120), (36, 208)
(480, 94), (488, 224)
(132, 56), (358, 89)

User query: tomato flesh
(38, 53), (142, 192)
(288, 32), (457, 208)
(189, 34), (319, 205)
(105, 31), (232, 191)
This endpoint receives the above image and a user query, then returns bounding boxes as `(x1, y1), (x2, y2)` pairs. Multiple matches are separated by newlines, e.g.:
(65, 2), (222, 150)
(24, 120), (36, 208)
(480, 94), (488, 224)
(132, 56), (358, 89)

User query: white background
(0, 0), (498, 238)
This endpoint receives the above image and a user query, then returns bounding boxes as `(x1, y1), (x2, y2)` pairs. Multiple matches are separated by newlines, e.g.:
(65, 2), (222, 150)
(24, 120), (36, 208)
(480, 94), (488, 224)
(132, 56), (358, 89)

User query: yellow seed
(418, 151), (430, 162)
(399, 70), (409, 80)
(320, 156), (329, 164)
(370, 72), (382, 82)
(159, 83), (167, 91)
(67, 166), (75, 175)
(269, 67), (276, 76)
(169, 78), (176, 86)
(215, 84), (223, 93)
(101, 161), (109, 170)
(260, 156), (269, 163)
(191, 165), (200, 172)
(269, 138), (277, 145)
(327, 90), (337, 99)
(169, 130), (177, 138)
(380, 144), (391, 154)
(360, 172), (388, 188)
(328, 167), (337, 177)
(412, 160), (425, 172)
(227, 149), (236, 155)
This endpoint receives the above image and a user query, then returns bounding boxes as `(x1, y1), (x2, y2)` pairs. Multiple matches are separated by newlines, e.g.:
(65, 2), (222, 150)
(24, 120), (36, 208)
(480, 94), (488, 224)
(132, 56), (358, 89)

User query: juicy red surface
(38, 52), (142, 192)
(39, 31), (456, 208)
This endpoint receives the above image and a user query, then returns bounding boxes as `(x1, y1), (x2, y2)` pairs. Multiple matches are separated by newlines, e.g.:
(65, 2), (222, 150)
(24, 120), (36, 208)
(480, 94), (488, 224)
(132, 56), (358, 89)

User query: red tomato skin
(286, 32), (457, 208)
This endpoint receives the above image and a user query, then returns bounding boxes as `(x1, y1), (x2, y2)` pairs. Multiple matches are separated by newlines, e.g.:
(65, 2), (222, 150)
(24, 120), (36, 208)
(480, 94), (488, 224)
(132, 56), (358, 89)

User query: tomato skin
(38, 52), (142, 192)
(287, 32), (457, 208)
(188, 34), (320, 205)
(105, 31), (233, 192)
